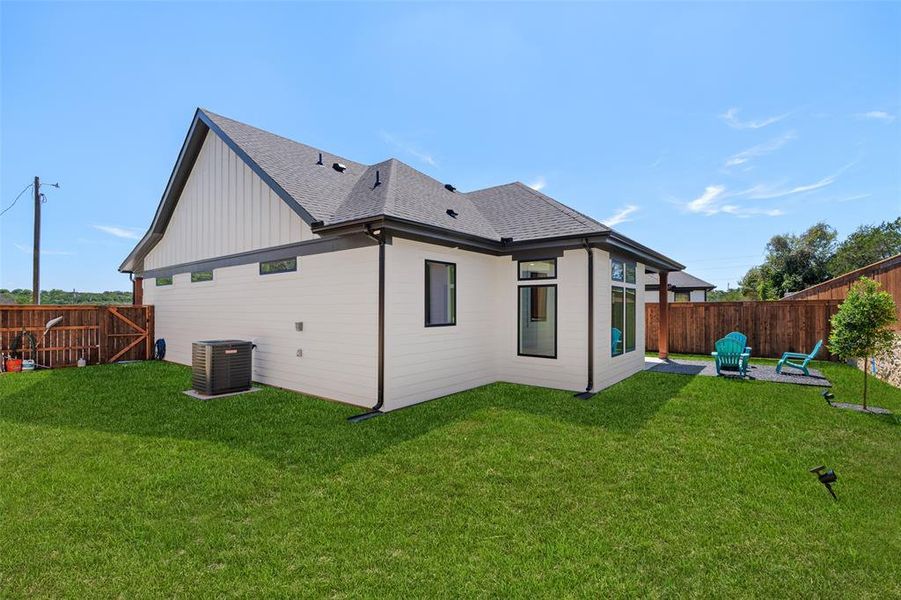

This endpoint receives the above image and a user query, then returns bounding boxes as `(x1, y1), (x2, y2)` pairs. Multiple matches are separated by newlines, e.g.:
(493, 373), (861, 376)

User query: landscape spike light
(809, 465), (838, 499)
(822, 389), (835, 405)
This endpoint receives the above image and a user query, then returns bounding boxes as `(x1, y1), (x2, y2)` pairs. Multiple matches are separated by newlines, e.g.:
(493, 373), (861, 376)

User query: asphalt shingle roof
(202, 110), (610, 242)
(645, 270), (715, 290)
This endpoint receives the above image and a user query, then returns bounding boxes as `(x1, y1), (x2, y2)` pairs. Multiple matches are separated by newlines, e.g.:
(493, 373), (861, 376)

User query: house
(645, 270), (714, 303)
(121, 109), (683, 413)
(783, 253), (901, 328)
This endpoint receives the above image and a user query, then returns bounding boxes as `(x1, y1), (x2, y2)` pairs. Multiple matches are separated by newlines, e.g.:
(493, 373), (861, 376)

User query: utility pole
(33, 176), (41, 304)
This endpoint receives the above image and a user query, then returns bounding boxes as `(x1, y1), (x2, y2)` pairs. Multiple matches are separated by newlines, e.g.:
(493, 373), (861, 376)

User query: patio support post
(658, 271), (669, 359)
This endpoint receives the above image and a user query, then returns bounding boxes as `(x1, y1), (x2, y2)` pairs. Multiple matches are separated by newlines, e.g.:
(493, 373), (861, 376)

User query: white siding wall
(144, 131), (313, 271)
(496, 249), (589, 392)
(143, 246), (378, 407)
(596, 251), (646, 390)
(383, 238), (505, 410)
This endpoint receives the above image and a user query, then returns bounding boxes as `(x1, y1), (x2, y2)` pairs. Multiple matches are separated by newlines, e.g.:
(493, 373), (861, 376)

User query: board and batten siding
(144, 130), (313, 271)
(143, 246), (379, 407)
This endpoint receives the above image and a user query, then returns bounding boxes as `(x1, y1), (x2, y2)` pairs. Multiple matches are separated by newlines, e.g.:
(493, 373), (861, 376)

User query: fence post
(658, 271), (669, 359)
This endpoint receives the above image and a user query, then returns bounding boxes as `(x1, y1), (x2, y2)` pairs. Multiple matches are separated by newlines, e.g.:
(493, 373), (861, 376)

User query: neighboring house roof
(121, 109), (683, 273)
(645, 270), (715, 291)
(782, 253), (901, 300)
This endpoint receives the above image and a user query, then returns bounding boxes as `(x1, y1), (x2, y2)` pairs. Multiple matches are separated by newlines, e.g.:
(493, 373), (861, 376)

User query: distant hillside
(0, 289), (132, 305)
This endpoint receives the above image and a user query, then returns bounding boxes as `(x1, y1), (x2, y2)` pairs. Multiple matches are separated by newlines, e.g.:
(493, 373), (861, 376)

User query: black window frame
(155, 276), (173, 286)
(259, 257), (297, 275)
(517, 258), (557, 281)
(191, 270), (214, 283)
(517, 283), (558, 359)
(424, 259), (457, 327)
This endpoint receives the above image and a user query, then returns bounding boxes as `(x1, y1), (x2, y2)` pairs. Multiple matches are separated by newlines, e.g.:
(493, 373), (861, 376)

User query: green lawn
(2, 360), (899, 598)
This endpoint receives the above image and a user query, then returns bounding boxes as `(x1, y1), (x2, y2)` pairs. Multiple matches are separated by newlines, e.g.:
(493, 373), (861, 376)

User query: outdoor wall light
(809, 465), (838, 499)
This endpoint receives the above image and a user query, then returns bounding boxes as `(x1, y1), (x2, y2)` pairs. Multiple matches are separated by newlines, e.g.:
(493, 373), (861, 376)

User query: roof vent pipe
(446, 209), (458, 218)
(444, 184), (456, 192)
(375, 170), (381, 187)
(333, 162), (347, 173)
(316, 153), (323, 165)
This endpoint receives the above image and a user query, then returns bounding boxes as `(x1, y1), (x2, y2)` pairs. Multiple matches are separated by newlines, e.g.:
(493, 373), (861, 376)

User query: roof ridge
(512, 181), (609, 232)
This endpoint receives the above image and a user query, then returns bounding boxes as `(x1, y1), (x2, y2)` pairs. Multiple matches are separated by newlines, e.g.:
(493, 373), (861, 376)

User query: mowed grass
(1, 359), (899, 598)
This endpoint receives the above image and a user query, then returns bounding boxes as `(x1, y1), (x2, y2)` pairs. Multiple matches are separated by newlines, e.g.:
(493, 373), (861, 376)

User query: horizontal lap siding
(595, 252), (646, 389)
(498, 249), (589, 392)
(144, 246), (378, 406)
(646, 300), (841, 359)
(384, 239), (503, 410)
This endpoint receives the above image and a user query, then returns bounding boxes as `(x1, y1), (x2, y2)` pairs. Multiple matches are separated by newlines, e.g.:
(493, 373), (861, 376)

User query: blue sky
(1, 2), (899, 292)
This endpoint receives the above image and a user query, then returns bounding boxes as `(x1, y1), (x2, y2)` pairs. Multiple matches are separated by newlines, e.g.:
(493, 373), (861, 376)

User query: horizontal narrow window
(191, 270), (213, 283)
(518, 259), (557, 280)
(155, 276), (173, 286)
(260, 258), (297, 275)
(518, 285), (556, 358)
(425, 260), (456, 326)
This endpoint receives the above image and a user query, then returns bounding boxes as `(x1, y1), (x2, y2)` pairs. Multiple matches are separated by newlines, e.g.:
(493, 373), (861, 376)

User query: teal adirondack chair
(711, 337), (750, 377)
(611, 327), (623, 354)
(725, 331), (752, 356)
(776, 340), (823, 376)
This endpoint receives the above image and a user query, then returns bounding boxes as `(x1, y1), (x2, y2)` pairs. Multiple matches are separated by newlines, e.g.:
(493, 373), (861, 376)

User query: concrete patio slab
(644, 358), (831, 387)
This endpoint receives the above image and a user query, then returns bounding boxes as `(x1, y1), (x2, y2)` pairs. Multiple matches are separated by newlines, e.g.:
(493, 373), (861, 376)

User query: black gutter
(349, 226), (385, 421)
(574, 240), (596, 400)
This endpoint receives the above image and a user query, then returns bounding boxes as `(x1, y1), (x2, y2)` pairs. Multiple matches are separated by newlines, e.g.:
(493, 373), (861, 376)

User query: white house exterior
(124, 109), (682, 414)
(645, 271), (714, 304)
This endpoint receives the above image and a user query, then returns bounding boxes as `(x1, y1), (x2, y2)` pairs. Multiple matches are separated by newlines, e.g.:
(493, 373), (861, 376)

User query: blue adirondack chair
(611, 327), (622, 354)
(711, 337), (750, 377)
(776, 340), (823, 376)
(725, 331), (752, 356)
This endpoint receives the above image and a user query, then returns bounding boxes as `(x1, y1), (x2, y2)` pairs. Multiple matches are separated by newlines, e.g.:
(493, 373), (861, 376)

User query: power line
(0, 183), (34, 217)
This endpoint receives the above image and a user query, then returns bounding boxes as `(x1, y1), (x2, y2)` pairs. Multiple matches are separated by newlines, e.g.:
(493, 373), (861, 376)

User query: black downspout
(575, 240), (596, 400)
(348, 227), (385, 422)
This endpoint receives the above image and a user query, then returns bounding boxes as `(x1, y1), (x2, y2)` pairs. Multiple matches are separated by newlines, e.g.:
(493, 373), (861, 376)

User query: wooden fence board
(0, 305), (154, 368)
(646, 300), (842, 359)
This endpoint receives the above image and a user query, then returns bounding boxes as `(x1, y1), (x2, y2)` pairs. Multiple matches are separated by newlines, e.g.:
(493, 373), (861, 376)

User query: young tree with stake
(828, 277), (897, 409)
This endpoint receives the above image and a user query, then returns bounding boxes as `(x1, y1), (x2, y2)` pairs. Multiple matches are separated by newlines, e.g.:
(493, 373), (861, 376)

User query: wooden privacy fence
(646, 300), (842, 360)
(0, 305), (155, 368)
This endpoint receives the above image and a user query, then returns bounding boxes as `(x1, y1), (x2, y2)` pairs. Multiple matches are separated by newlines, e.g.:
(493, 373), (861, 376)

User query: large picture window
(612, 258), (638, 356)
(518, 285), (557, 358)
(425, 260), (456, 326)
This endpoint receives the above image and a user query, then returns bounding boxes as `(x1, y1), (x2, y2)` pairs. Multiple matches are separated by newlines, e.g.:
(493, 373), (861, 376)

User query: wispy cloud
(380, 131), (437, 166)
(602, 205), (639, 227)
(14, 243), (73, 256)
(720, 107), (788, 130)
(93, 225), (142, 240)
(855, 110), (896, 123)
(724, 131), (796, 168)
(686, 185), (726, 215)
(741, 162), (853, 199)
(527, 176), (546, 191)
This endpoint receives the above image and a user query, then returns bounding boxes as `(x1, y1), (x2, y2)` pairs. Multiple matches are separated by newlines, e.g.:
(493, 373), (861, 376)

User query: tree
(828, 277), (897, 409)
(829, 217), (901, 277)
(739, 222), (837, 299)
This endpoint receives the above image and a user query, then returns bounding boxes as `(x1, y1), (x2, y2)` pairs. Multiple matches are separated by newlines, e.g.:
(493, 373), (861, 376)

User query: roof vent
(444, 184), (456, 192)
(316, 153), (323, 165)
(333, 162), (347, 173)
(446, 209), (458, 218)
(374, 170), (381, 187)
